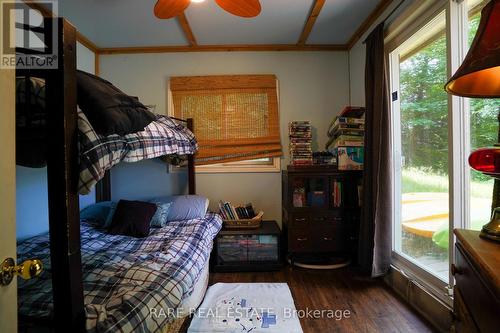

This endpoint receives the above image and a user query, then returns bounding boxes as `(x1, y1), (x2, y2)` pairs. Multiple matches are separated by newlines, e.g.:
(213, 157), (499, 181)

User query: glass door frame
(387, 0), (470, 306)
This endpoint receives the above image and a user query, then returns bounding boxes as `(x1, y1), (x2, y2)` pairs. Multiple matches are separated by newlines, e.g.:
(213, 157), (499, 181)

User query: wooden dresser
(452, 229), (500, 333)
(282, 166), (362, 263)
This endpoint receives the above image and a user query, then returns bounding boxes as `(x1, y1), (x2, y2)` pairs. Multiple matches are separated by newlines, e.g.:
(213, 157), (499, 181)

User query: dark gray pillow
(108, 200), (157, 238)
(76, 70), (157, 136)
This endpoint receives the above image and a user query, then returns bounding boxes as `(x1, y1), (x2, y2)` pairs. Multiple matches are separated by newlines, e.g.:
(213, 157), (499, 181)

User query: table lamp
(444, 0), (500, 242)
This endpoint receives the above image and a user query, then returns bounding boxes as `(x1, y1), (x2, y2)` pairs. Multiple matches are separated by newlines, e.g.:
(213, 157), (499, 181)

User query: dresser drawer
(288, 212), (343, 228)
(288, 226), (349, 253)
(310, 212), (343, 225)
(288, 228), (313, 252)
(453, 287), (479, 333)
(313, 226), (349, 252)
(454, 243), (500, 333)
(289, 213), (310, 227)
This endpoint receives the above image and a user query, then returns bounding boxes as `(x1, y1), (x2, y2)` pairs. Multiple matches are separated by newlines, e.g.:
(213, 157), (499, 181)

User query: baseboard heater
(384, 265), (453, 333)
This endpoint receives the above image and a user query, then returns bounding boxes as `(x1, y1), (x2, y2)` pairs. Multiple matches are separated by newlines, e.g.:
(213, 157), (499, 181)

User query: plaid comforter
(78, 110), (197, 195)
(17, 213), (222, 333)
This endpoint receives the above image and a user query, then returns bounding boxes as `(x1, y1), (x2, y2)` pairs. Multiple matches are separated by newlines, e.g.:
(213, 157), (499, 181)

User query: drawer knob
(296, 237), (308, 241)
(451, 264), (462, 276)
(295, 218), (307, 222)
(323, 237), (333, 241)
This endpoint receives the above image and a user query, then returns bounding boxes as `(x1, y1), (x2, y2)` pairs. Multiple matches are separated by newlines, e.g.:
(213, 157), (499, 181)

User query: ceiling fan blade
(215, 0), (261, 18)
(154, 0), (190, 19)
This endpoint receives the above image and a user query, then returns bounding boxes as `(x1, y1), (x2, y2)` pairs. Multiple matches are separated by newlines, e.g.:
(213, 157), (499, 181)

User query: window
(169, 75), (282, 173)
(195, 157), (280, 173)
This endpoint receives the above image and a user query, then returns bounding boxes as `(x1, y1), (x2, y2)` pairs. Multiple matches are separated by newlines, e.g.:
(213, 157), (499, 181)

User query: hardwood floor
(203, 266), (437, 333)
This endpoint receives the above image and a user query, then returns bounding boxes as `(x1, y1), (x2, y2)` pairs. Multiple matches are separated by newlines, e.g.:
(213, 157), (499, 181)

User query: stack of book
(218, 201), (256, 220)
(289, 121), (313, 166)
(326, 107), (365, 170)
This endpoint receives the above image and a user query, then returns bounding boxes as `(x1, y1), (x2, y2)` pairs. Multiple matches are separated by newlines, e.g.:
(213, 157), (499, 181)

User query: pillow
(76, 70), (157, 136)
(108, 200), (157, 238)
(80, 201), (117, 227)
(150, 195), (209, 221)
(149, 202), (172, 228)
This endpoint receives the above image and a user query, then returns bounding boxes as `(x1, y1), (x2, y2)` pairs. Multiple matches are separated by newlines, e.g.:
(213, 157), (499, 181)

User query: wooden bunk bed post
(187, 118), (196, 195)
(95, 171), (111, 202)
(45, 18), (85, 332)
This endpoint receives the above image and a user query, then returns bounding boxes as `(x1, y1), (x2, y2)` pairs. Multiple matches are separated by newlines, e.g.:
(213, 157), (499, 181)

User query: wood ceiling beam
(346, 0), (394, 50)
(24, 0), (395, 55)
(99, 44), (347, 55)
(177, 12), (197, 46)
(297, 0), (326, 46)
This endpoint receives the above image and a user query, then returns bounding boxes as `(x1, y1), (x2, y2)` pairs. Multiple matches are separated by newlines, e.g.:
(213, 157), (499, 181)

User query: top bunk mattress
(17, 212), (222, 333)
(78, 109), (197, 194)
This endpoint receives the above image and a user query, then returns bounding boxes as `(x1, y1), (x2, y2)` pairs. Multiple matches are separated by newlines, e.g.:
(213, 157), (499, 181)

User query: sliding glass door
(391, 11), (450, 283)
(389, 0), (499, 302)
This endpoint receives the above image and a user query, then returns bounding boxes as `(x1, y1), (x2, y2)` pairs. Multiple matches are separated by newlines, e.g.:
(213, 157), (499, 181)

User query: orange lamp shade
(468, 148), (500, 177)
(445, 0), (500, 98)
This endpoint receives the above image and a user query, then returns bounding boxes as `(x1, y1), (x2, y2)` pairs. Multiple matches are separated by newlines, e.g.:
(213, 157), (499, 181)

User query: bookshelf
(282, 165), (362, 266)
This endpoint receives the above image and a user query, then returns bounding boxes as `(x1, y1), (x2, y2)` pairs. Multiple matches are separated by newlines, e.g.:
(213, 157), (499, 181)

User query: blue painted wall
(110, 159), (188, 201)
(16, 166), (95, 240)
(16, 167), (49, 240)
(16, 159), (185, 240)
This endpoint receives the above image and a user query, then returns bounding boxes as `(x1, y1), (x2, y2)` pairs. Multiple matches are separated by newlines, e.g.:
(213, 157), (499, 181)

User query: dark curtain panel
(358, 22), (392, 277)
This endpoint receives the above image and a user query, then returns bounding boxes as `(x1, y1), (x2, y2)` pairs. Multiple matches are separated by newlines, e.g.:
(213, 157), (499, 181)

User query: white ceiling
(44, 0), (382, 48)
(309, 0), (380, 44)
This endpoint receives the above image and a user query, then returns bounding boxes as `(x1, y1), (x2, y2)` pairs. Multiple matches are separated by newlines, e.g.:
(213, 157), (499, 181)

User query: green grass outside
(401, 167), (492, 252)
(402, 167), (493, 199)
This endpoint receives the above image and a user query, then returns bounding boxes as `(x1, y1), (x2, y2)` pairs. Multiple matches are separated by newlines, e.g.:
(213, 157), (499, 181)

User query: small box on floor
(336, 147), (364, 170)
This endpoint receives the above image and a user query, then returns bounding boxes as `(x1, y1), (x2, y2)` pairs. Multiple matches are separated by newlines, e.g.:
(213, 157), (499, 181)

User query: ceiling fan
(154, 0), (262, 19)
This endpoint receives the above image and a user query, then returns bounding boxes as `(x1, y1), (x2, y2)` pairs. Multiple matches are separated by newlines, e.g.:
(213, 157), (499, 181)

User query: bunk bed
(15, 18), (219, 333)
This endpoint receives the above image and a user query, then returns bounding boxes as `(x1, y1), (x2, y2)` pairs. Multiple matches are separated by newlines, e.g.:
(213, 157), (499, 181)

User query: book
(332, 181), (343, 207)
(219, 201), (259, 220)
(332, 128), (364, 138)
(328, 123), (365, 137)
(245, 203), (256, 218)
(326, 135), (364, 149)
(331, 116), (365, 126)
(339, 106), (366, 118)
(230, 204), (239, 221)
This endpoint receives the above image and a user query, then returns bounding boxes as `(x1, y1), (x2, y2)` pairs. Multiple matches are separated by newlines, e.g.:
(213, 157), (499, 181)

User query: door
(390, 10), (450, 290)
(0, 56), (17, 331)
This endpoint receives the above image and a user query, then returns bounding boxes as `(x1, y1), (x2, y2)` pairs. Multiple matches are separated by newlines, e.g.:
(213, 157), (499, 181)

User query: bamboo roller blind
(170, 75), (282, 165)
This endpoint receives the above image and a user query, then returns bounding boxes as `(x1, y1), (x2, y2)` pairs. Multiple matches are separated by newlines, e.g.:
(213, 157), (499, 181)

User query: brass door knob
(1, 257), (43, 286)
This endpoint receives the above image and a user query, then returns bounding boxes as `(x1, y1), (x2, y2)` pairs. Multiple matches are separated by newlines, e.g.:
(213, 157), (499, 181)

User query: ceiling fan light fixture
(154, 0), (190, 19)
(154, 0), (261, 19)
(215, 0), (261, 18)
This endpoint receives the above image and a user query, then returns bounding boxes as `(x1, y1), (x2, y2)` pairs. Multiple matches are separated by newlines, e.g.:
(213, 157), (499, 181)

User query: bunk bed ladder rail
(17, 18), (85, 332)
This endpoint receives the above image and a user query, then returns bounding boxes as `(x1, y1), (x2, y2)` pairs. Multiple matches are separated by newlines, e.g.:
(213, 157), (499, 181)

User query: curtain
(170, 75), (282, 165)
(358, 22), (393, 277)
